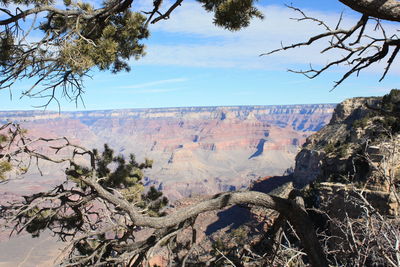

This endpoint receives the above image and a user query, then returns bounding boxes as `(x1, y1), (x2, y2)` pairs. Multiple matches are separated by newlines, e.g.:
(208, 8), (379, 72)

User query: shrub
(324, 143), (335, 154)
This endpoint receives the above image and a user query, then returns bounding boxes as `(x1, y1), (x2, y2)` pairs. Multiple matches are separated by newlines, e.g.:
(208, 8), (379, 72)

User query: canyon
(0, 104), (335, 266)
(0, 104), (334, 200)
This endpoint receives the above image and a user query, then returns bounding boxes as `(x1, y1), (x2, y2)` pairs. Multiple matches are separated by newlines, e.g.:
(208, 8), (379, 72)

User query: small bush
(337, 143), (350, 158)
(324, 143), (335, 154)
(353, 117), (369, 129)
(0, 161), (12, 180)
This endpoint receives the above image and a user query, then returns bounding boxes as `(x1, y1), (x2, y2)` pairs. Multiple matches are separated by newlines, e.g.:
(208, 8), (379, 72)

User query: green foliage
(56, 9), (149, 75)
(66, 144), (153, 192)
(231, 226), (247, 241)
(0, 131), (11, 180)
(353, 117), (369, 129)
(323, 142), (335, 154)
(23, 207), (57, 237)
(381, 115), (400, 133)
(13, 143), (168, 262)
(66, 163), (91, 189)
(0, 0), (150, 103)
(209, 225), (256, 266)
(0, 32), (15, 67)
(212, 237), (227, 252)
(0, 161), (11, 180)
(65, 144), (168, 215)
(140, 186), (169, 217)
(66, 144), (168, 216)
(323, 141), (349, 158)
(374, 89), (400, 133)
(197, 0), (264, 30)
(92, 144), (152, 189)
(382, 89), (400, 111)
(0, 133), (8, 143)
(337, 143), (349, 158)
(212, 226), (249, 251)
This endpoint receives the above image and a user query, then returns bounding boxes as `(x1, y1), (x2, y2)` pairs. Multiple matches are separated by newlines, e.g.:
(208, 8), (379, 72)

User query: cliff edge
(294, 89), (400, 216)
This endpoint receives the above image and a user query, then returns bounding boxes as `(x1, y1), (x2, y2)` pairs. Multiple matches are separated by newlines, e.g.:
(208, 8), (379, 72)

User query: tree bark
(339, 0), (400, 22)
(84, 177), (328, 267)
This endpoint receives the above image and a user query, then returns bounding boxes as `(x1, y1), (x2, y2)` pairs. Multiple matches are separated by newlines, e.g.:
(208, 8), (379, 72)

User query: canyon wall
(0, 104), (335, 266)
(0, 104), (335, 199)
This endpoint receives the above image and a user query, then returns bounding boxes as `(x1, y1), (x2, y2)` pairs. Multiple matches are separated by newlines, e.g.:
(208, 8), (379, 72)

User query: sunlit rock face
(294, 98), (379, 186)
(0, 104), (334, 199)
(294, 95), (400, 191)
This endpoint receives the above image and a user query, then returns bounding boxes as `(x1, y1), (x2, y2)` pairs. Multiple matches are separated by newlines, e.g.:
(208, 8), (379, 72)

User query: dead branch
(0, 123), (329, 267)
(263, 4), (400, 89)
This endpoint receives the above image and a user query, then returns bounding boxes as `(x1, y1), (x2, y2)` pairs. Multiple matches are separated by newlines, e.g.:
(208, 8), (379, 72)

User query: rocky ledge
(294, 89), (400, 216)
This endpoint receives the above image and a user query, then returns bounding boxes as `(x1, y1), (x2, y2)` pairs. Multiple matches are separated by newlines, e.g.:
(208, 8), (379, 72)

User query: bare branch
(262, 5), (400, 89)
(0, 124), (329, 267)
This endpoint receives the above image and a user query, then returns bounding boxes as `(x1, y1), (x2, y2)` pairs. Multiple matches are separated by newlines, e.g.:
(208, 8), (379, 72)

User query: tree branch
(339, 0), (400, 22)
(81, 175), (328, 267)
(262, 5), (400, 88)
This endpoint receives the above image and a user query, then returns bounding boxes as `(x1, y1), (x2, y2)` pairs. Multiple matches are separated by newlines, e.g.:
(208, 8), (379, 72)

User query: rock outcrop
(294, 90), (400, 216)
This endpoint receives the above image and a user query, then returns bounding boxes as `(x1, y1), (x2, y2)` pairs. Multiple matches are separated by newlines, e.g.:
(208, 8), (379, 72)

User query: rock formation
(0, 104), (334, 199)
(294, 90), (400, 216)
(0, 104), (336, 266)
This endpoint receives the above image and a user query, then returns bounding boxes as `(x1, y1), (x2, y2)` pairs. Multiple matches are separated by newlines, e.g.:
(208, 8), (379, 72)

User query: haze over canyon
(1, 104), (335, 200)
(0, 104), (335, 266)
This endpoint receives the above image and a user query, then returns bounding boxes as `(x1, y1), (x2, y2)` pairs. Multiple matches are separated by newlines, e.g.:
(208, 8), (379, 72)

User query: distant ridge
(0, 104), (337, 123)
(0, 103), (337, 113)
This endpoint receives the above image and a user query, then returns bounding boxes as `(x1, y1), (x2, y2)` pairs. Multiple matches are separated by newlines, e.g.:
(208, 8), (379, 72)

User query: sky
(1, 0), (399, 111)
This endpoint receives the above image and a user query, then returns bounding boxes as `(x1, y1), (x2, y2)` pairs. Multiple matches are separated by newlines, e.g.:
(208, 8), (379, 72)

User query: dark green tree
(2, 142), (169, 265)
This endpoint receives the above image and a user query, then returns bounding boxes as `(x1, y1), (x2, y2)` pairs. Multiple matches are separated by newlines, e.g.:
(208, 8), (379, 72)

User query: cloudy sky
(1, 0), (399, 110)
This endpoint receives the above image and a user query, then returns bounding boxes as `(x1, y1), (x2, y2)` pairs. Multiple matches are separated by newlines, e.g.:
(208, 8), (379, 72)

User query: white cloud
(130, 88), (181, 94)
(149, 2), (344, 40)
(138, 1), (400, 75)
(118, 78), (187, 89)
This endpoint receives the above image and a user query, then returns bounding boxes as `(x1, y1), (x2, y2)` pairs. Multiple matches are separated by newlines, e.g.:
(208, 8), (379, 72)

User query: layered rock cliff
(0, 104), (334, 199)
(294, 90), (400, 215)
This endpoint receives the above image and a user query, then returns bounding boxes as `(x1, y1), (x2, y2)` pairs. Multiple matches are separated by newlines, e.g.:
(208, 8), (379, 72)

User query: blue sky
(1, 0), (399, 111)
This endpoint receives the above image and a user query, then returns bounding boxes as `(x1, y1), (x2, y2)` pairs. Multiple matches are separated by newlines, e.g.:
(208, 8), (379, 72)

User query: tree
(0, 131), (327, 266)
(3, 0), (398, 106)
(0, 0), (263, 106)
(1, 0), (400, 266)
